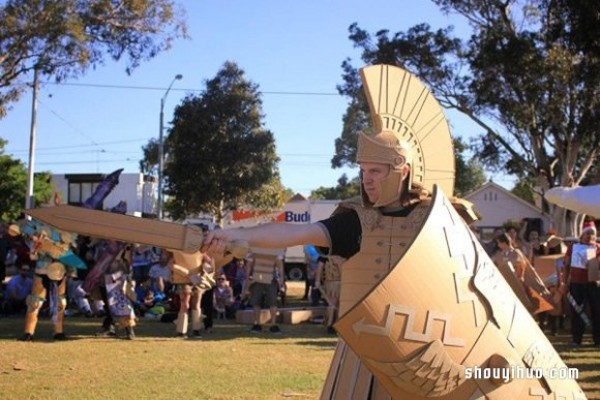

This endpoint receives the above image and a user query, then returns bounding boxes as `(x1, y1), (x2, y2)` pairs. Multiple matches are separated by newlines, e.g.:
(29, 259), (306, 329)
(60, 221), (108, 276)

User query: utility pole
(25, 68), (39, 211)
(157, 73), (182, 219)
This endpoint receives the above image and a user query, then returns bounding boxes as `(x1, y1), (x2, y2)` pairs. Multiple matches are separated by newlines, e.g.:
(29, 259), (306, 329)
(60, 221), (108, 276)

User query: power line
(34, 158), (139, 166)
(38, 98), (102, 148)
(8, 137), (151, 154)
(42, 81), (341, 96)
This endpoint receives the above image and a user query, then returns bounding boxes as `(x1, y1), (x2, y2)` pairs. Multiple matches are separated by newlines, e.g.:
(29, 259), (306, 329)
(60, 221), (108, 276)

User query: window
(65, 174), (105, 206)
(68, 182), (100, 205)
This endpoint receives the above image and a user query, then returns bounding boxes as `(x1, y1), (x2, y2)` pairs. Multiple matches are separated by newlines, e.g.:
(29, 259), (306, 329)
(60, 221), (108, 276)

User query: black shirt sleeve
(317, 209), (361, 259)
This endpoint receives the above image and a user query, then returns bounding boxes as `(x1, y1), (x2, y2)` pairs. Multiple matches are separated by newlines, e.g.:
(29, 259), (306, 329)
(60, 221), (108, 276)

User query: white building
(464, 181), (552, 238)
(51, 171), (157, 217)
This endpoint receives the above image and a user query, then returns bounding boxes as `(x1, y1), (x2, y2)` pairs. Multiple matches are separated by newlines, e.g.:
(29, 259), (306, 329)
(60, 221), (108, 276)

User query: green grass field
(1, 282), (598, 399)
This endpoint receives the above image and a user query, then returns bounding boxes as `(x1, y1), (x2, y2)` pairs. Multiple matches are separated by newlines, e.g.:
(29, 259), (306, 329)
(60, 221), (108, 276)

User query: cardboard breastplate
(337, 201), (430, 317)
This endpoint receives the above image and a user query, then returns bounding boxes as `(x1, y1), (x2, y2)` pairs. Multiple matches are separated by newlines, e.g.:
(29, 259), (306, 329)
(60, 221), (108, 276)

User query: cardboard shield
(334, 185), (584, 399)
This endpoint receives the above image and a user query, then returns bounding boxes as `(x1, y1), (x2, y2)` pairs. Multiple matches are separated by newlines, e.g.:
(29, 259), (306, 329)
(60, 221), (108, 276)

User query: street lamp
(157, 73), (182, 220)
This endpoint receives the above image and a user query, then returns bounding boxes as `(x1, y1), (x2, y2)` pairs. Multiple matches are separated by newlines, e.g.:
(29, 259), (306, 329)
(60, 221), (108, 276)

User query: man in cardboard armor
(8, 221), (85, 341)
(203, 65), (585, 399)
(169, 250), (216, 338)
(245, 247), (285, 333)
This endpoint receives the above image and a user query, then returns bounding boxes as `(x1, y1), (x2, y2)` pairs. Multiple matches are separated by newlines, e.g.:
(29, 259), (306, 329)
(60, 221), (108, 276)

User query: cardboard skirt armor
(325, 186), (585, 399)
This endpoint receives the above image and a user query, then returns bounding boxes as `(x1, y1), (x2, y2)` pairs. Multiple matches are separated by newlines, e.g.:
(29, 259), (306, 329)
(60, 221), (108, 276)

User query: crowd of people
(480, 218), (600, 347)
(2, 213), (599, 347)
(0, 217), (343, 340)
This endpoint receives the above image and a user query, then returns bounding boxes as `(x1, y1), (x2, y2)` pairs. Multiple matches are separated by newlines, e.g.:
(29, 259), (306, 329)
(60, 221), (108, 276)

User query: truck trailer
(223, 196), (339, 280)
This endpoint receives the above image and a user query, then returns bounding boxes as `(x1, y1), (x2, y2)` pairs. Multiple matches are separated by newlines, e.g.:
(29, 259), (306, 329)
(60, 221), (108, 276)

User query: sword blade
(26, 205), (203, 252)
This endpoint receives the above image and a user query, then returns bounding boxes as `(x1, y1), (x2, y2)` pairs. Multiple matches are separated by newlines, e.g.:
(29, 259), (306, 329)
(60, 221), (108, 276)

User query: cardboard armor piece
(170, 250), (215, 288)
(249, 248), (285, 284)
(332, 185), (584, 399)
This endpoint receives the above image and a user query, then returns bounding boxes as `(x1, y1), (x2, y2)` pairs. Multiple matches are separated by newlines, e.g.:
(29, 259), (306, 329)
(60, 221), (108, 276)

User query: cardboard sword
(26, 205), (248, 258)
(566, 292), (592, 329)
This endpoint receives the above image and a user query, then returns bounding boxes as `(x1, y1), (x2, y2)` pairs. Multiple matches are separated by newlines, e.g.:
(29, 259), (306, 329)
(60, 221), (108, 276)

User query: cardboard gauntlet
(334, 186), (585, 399)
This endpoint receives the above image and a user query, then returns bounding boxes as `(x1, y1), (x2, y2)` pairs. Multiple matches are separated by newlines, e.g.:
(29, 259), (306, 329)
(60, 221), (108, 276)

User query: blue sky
(0, 0), (511, 196)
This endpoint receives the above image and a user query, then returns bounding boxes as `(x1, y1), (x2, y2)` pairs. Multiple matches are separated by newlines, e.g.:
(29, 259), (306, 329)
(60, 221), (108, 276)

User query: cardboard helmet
(357, 64), (455, 207)
(357, 129), (412, 207)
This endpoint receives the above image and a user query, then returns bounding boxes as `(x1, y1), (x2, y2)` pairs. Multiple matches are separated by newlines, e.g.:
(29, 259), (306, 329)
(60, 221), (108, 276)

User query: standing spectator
(201, 285), (215, 332)
(3, 264), (33, 315)
(245, 248), (285, 334)
(221, 257), (246, 299)
(523, 229), (548, 263)
(562, 220), (600, 346)
(493, 232), (554, 316)
(494, 232), (528, 281)
(506, 224), (525, 253)
(303, 244), (321, 306)
(201, 255), (217, 334)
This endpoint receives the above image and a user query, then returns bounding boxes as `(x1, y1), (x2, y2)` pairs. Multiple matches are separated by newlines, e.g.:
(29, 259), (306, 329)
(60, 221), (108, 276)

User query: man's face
(359, 162), (391, 204)
(581, 230), (596, 244)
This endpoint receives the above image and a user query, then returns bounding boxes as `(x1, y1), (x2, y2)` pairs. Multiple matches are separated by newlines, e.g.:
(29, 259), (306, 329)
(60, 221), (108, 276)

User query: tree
(139, 138), (159, 176)
(310, 174), (360, 200)
(0, 138), (53, 222)
(335, 0), (600, 235)
(0, 0), (188, 117)
(453, 137), (486, 197)
(162, 61), (283, 222)
(511, 178), (536, 205)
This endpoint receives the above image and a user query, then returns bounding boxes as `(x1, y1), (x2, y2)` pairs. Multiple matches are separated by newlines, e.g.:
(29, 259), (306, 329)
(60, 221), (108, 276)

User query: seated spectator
(131, 245), (157, 283)
(213, 274), (234, 319)
(66, 245), (95, 317)
(134, 277), (153, 314)
(3, 264), (33, 315)
(148, 252), (173, 302)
